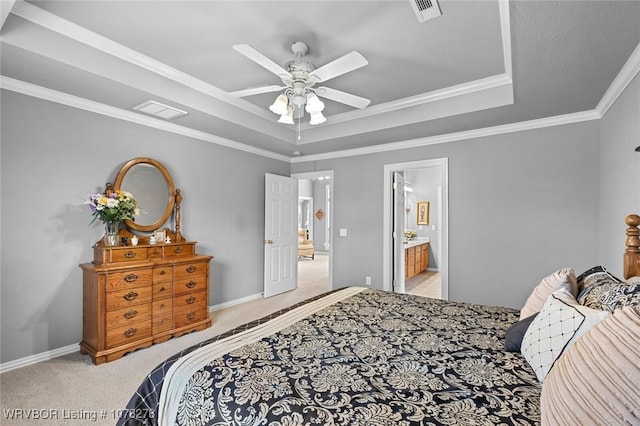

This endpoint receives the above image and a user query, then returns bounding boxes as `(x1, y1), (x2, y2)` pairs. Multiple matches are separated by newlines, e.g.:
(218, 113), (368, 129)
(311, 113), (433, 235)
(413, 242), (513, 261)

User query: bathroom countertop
(403, 238), (430, 249)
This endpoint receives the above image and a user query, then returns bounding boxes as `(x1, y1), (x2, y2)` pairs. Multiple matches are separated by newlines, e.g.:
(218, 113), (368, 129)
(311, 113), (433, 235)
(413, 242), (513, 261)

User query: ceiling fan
(230, 42), (371, 125)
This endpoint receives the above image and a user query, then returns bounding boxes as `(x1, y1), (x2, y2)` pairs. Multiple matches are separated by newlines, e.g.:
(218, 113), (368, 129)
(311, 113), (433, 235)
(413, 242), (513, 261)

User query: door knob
(264, 239), (273, 244)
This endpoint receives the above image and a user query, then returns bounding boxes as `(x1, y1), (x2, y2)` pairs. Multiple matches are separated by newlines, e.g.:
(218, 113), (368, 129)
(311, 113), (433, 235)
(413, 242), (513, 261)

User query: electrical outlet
(365, 276), (371, 286)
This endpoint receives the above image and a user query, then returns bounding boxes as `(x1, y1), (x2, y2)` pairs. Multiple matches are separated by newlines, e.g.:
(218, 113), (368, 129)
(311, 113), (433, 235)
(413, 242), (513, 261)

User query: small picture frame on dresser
(154, 229), (166, 243)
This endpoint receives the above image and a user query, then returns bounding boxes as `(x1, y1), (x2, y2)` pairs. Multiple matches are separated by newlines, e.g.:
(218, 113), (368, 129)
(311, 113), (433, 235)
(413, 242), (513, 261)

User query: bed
(117, 214), (640, 426)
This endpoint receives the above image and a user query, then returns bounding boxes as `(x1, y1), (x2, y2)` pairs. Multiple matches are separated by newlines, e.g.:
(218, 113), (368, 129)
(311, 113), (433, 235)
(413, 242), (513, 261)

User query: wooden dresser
(80, 234), (212, 364)
(405, 241), (430, 279)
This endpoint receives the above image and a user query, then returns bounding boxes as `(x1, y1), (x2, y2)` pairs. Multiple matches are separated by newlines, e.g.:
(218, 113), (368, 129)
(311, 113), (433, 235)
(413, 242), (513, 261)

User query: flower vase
(104, 220), (120, 247)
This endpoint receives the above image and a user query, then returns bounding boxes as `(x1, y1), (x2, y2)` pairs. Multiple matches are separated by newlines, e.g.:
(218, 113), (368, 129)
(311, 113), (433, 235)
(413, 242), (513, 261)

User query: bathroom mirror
(113, 157), (175, 232)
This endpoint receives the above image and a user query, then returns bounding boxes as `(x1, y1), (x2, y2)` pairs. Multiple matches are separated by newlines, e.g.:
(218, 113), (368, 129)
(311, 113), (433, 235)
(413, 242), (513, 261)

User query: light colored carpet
(0, 254), (330, 426)
(1, 255), (440, 425)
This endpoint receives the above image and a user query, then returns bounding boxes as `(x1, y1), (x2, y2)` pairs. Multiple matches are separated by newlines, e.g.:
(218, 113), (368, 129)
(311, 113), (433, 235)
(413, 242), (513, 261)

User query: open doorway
(383, 159), (449, 299)
(292, 171), (333, 295)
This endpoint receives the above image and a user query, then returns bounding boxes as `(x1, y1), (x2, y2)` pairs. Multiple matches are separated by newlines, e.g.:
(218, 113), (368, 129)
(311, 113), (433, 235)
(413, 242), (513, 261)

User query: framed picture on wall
(417, 201), (430, 225)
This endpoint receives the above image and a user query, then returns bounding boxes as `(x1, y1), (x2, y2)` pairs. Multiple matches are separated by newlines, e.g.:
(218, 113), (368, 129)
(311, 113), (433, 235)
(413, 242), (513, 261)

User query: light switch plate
(339, 228), (347, 237)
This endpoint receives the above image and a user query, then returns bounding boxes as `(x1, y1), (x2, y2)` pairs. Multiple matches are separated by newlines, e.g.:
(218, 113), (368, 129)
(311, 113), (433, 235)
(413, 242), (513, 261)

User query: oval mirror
(114, 157), (175, 232)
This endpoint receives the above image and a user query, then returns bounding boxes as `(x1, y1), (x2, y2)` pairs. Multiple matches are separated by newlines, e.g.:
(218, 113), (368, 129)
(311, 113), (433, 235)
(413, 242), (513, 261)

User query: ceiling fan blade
(229, 85), (285, 97)
(315, 86), (371, 109)
(309, 51), (368, 83)
(233, 44), (291, 78)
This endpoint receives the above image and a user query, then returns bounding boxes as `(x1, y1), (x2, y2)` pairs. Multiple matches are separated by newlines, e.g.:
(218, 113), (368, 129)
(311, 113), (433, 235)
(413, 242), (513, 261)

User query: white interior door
(393, 172), (406, 293)
(264, 173), (298, 298)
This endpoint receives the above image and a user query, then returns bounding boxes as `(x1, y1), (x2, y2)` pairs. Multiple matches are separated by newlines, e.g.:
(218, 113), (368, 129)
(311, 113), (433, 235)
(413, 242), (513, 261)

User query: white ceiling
(1, 1), (639, 160)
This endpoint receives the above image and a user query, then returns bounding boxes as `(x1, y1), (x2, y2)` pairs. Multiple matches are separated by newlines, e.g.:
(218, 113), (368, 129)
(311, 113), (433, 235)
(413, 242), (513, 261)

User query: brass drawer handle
(124, 273), (138, 282)
(124, 251), (136, 259)
(186, 265), (197, 273)
(185, 281), (197, 289)
(159, 270), (167, 275)
(159, 286), (167, 292)
(186, 312), (196, 320)
(174, 247), (183, 254)
(124, 328), (137, 337)
(123, 310), (138, 319)
(186, 296), (196, 304)
(123, 291), (138, 301)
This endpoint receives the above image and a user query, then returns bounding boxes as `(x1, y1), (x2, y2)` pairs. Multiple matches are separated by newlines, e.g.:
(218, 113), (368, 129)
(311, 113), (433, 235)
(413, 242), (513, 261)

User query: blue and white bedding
(117, 287), (540, 425)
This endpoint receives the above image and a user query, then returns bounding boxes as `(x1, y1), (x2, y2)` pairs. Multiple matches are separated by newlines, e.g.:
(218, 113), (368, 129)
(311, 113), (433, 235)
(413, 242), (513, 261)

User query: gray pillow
(504, 313), (537, 352)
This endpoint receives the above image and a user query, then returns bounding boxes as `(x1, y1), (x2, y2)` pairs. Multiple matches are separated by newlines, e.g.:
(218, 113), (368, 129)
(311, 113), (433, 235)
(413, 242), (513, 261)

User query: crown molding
(9, 1), (272, 121)
(8, 0), (514, 145)
(0, 76), (290, 162)
(596, 41), (640, 116)
(498, 0), (512, 79)
(310, 73), (513, 129)
(0, 74), (604, 165)
(290, 110), (601, 163)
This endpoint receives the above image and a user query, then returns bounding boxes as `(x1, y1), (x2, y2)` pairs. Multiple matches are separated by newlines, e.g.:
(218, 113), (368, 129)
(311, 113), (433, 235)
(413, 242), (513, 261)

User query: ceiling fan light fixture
(309, 111), (326, 125)
(305, 93), (325, 113)
(277, 106), (295, 124)
(269, 94), (289, 115)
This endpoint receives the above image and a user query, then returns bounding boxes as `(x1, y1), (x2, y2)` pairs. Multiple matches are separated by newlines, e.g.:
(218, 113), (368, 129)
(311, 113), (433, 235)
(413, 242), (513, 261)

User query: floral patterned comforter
(118, 287), (540, 426)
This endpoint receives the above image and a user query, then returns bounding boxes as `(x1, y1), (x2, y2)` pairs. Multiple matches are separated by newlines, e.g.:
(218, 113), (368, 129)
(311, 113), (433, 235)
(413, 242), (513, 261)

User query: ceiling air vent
(410, 0), (442, 23)
(133, 100), (188, 120)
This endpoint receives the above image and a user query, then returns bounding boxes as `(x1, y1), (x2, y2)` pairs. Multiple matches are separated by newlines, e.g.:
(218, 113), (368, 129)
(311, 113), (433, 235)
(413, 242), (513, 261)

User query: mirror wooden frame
(113, 157), (176, 232)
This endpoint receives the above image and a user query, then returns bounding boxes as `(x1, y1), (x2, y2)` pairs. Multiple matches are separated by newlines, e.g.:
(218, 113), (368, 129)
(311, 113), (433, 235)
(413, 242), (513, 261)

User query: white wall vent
(133, 100), (188, 120)
(410, 0), (442, 23)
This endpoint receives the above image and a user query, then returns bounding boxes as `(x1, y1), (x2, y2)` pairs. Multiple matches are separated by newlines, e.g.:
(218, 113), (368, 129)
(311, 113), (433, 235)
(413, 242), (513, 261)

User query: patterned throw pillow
(521, 289), (609, 382)
(541, 307), (640, 425)
(519, 268), (577, 320)
(576, 265), (640, 312)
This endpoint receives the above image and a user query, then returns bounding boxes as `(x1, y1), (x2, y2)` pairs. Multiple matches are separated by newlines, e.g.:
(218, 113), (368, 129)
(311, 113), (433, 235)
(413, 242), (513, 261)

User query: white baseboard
(2, 293), (265, 374)
(209, 292), (263, 312)
(0, 343), (79, 374)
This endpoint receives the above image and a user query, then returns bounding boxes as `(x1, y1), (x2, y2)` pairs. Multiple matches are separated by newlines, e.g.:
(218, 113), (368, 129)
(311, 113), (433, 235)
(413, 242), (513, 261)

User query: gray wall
(599, 73), (640, 277)
(292, 121), (602, 308)
(0, 91), (288, 363)
(1, 73), (638, 365)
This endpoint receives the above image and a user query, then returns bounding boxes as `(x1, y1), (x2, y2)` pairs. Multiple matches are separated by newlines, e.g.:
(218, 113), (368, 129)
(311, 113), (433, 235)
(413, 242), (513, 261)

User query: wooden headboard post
(624, 214), (640, 279)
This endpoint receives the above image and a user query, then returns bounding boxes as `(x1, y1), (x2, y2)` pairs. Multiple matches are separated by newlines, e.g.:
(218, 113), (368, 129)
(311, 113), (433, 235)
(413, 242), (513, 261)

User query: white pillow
(520, 268), (577, 320)
(521, 288), (608, 382)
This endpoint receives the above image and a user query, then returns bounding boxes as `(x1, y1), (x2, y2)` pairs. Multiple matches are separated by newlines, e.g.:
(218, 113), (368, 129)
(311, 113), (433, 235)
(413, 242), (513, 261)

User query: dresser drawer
(174, 303), (208, 329)
(174, 261), (207, 280)
(106, 268), (152, 291)
(106, 321), (152, 349)
(146, 246), (163, 259)
(174, 275), (207, 295)
(153, 314), (173, 334)
(174, 290), (207, 310)
(153, 299), (172, 316)
(164, 244), (195, 258)
(106, 286), (152, 311)
(106, 304), (151, 329)
(152, 282), (172, 300)
(110, 247), (149, 263)
(153, 266), (173, 283)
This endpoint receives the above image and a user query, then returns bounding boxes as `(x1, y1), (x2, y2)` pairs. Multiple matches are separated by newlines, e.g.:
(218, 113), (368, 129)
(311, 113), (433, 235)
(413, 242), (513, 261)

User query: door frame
(291, 170), (334, 291)
(382, 158), (449, 299)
